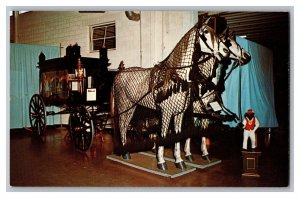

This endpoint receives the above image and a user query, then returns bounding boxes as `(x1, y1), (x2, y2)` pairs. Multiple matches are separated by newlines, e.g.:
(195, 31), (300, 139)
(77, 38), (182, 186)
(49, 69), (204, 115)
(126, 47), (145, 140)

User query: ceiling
(199, 11), (290, 51)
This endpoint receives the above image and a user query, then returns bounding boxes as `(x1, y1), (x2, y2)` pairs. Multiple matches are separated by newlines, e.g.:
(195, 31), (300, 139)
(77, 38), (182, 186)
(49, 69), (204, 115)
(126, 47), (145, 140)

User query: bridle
(198, 24), (229, 60)
(192, 27), (244, 122)
(219, 31), (245, 81)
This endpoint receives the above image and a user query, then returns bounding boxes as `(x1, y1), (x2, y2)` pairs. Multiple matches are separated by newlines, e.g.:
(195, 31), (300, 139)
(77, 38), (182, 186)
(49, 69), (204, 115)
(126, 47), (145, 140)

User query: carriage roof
(38, 56), (107, 73)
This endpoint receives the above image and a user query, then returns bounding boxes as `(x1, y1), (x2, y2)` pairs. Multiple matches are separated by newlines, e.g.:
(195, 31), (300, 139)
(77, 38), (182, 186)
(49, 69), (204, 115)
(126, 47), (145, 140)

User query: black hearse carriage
(29, 44), (116, 151)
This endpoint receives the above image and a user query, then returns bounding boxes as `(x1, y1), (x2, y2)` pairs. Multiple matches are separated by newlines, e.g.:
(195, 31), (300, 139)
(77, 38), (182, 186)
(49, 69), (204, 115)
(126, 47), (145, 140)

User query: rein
(112, 90), (152, 118)
(224, 60), (239, 81)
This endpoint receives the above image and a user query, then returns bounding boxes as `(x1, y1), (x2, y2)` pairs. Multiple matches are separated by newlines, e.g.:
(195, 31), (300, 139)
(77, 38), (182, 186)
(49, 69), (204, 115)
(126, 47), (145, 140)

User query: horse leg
(200, 119), (210, 162)
(184, 138), (194, 161)
(156, 110), (172, 170)
(119, 106), (136, 160)
(157, 146), (167, 170)
(201, 136), (210, 162)
(173, 113), (187, 169)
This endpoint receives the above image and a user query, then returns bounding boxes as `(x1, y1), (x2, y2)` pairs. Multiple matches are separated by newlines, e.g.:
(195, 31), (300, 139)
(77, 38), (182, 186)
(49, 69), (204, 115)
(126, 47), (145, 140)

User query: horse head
(197, 18), (230, 61)
(219, 27), (251, 66)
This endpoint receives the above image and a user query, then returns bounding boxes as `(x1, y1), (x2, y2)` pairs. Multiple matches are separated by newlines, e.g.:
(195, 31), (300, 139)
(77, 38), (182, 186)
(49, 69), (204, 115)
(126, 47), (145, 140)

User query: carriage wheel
(29, 94), (47, 135)
(69, 105), (94, 151)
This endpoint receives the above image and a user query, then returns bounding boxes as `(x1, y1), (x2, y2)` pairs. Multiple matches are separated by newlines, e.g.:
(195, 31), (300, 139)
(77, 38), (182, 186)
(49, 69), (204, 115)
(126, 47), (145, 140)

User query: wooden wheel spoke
(29, 94), (46, 135)
(33, 96), (39, 107)
(29, 103), (35, 112)
(34, 119), (38, 129)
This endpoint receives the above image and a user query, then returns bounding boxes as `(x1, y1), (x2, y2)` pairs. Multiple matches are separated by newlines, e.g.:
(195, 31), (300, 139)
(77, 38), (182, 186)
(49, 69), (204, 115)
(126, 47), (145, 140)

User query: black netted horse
(112, 18), (250, 170)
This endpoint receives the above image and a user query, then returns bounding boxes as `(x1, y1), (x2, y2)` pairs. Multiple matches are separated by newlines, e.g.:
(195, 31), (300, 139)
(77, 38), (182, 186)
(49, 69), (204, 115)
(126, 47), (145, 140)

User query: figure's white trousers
(243, 130), (256, 149)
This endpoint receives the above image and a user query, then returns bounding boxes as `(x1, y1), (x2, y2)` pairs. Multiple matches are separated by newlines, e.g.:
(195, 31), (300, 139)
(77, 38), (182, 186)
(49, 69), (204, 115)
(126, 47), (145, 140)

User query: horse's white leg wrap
(152, 143), (156, 150)
(173, 114), (184, 163)
(201, 136), (209, 156)
(157, 146), (165, 164)
(184, 138), (192, 156)
(174, 142), (183, 163)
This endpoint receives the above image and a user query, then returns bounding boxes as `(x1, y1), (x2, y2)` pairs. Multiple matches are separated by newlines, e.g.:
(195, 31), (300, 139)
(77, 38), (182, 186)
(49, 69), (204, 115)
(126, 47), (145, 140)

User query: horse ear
(220, 27), (229, 38)
(203, 17), (211, 25)
(230, 30), (236, 40)
(198, 13), (208, 25)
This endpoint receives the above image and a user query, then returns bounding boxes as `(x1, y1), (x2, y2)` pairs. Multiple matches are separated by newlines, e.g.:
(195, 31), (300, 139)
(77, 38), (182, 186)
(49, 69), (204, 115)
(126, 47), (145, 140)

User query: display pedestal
(107, 153), (196, 178)
(140, 149), (222, 169)
(241, 150), (261, 177)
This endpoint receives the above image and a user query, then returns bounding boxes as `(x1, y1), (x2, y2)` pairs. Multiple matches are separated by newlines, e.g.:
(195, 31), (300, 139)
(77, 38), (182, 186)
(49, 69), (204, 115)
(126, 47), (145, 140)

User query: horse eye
(204, 30), (209, 34)
(225, 40), (232, 47)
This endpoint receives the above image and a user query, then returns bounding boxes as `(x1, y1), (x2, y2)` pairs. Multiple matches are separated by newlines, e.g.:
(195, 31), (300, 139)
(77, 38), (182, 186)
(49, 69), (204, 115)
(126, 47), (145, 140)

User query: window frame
(90, 22), (116, 52)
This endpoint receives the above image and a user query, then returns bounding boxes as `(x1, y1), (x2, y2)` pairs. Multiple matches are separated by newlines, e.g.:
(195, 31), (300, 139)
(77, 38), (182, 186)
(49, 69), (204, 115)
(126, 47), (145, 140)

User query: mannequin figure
(242, 109), (260, 151)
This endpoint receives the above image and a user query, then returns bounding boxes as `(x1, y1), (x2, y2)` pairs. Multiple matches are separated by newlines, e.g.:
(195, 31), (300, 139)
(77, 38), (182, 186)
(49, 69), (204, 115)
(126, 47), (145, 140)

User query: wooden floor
(9, 126), (290, 189)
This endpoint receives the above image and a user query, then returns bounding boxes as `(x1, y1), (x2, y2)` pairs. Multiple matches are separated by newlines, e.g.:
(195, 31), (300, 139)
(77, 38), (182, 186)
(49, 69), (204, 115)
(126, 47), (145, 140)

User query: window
(90, 23), (116, 51)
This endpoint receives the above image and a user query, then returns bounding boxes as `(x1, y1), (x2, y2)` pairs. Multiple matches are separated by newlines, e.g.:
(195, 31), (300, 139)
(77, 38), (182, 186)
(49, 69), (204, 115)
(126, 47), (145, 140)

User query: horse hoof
(202, 155), (211, 162)
(157, 162), (168, 170)
(185, 155), (194, 162)
(151, 148), (156, 153)
(175, 161), (187, 170)
(122, 152), (131, 160)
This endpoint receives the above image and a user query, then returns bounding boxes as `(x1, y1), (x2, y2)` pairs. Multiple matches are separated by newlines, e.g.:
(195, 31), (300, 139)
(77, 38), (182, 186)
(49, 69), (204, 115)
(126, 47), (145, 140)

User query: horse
(112, 18), (232, 170)
(183, 27), (252, 162)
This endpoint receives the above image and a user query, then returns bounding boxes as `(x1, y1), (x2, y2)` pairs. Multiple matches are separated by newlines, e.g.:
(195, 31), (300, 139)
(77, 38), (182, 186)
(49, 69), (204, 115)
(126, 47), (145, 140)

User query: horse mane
(160, 23), (199, 68)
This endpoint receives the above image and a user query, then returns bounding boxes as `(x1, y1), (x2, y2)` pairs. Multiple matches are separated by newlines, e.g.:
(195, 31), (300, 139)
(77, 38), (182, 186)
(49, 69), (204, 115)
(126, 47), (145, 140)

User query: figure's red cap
(247, 109), (254, 114)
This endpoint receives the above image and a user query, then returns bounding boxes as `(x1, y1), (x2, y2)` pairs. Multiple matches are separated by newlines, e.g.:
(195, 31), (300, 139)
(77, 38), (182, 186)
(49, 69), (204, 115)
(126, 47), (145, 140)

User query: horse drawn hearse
(29, 43), (116, 151)
(29, 15), (251, 172)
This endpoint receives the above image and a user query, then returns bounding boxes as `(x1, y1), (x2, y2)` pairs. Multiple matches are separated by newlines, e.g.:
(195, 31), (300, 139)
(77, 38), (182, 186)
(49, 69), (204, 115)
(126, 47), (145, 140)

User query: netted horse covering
(150, 26), (199, 98)
(113, 22), (222, 152)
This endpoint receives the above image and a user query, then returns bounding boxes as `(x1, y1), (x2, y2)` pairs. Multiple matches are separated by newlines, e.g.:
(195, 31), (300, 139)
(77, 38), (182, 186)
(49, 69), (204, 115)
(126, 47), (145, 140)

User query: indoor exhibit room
(9, 10), (291, 188)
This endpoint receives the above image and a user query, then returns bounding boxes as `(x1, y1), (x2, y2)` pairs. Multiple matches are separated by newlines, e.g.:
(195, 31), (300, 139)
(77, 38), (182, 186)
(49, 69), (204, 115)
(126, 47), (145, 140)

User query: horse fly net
(113, 23), (220, 149)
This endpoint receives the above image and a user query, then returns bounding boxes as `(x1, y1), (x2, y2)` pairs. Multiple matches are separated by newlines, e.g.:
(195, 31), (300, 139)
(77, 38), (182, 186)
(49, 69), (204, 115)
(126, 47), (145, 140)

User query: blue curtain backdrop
(10, 43), (60, 129)
(221, 37), (278, 127)
(10, 39), (278, 129)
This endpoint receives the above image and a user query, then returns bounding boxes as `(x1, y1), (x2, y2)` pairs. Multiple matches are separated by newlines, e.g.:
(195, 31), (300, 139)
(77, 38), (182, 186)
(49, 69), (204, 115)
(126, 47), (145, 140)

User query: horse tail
(110, 80), (125, 155)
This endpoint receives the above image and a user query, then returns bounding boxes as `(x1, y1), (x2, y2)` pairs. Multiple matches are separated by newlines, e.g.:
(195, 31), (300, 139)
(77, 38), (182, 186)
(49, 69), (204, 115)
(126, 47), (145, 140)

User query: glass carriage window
(90, 23), (116, 51)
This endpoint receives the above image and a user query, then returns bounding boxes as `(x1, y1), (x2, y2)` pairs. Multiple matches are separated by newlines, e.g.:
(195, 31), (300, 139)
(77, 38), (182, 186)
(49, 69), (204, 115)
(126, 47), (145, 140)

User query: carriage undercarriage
(29, 94), (113, 152)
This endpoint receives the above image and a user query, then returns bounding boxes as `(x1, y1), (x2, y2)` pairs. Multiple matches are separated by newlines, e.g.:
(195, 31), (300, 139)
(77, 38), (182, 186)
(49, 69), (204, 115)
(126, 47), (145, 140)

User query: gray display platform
(139, 149), (222, 169)
(107, 153), (196, 178)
